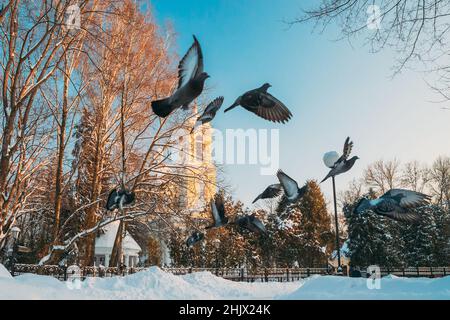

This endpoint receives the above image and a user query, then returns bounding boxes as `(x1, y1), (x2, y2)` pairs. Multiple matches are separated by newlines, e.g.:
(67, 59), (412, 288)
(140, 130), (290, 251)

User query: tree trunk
(53, 60), (69, 242)
(109, 221), (125, 267)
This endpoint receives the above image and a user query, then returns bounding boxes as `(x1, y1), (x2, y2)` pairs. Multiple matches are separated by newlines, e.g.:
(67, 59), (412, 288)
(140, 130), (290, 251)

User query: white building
(94, 221), (142, 267)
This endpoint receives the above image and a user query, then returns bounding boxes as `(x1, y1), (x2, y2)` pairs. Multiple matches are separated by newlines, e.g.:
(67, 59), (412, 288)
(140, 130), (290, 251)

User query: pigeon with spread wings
(191, 96), (224, 133)
(354, 189), (431, 222)
(252, 184), (283, 204)
(321, 137), (359, 183)
(206, 193), (229, 229)
(235, 214), (267, 235)
(152, 35), (209, 118)
(224, 83), (292, 124)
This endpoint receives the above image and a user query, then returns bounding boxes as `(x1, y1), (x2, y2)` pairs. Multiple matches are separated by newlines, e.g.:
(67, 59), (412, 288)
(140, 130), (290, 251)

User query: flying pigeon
(252, 184), (283, 204)
(191, 96), (224, 134)
(206, 193), (228, 229)
(354, 189), (431, 222)
(235, 214), (267, 235)
(224, 83), (293, 124)
(186, 231), (205, 248)
(276, 170), (309, 203)
(106, 188), (136, 211)
(321, 137), (359, 183)
(152, 35), (209, 118)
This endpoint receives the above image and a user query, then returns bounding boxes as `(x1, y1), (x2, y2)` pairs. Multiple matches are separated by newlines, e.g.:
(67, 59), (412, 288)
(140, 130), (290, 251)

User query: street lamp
(8, 226), (21, 276)
(323, 152), (342, 270)
(212, 239), (221, 275)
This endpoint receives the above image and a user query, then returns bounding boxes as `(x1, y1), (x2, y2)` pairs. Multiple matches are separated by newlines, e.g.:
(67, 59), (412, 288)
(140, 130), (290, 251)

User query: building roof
(95, 221), (141, 253)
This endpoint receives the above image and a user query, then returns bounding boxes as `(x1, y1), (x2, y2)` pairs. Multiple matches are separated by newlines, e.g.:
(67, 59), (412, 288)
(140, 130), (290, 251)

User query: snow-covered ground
(282, 274), (450, 300)
(0, 264), (449, 300)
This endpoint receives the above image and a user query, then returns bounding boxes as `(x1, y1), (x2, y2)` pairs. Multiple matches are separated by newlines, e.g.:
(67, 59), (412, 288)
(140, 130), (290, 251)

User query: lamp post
(8, 226), (21, 276)
(331, 176), (341, 271)
(323, 151), (342, 270)
(212, 239), (220, 275)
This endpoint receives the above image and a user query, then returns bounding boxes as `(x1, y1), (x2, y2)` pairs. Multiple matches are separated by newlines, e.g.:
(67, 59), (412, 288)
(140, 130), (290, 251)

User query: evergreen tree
(297, 181), (334, 266)
(270, 180), (333, 267)
(344, 189), (403, 267)
(403, 205), (450, 266)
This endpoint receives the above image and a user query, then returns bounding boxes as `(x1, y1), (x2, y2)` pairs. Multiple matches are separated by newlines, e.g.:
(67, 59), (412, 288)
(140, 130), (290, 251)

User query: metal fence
(12, 264), (146, 281)
(376, 266), (449, 278)
(11, 264), (449, 282)
(12, 264), (329, 282)
(164, 267), (330, 282)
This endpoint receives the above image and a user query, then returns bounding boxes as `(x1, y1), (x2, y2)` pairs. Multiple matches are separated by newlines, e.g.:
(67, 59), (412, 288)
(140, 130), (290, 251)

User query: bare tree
(38, 1), (219, 266)
(401, 161), (430, 192)
(0, 0), (81, 253)
(291, 1), (450, 102)
(364, 159), (402, 193)
(428, 156), (450, 208)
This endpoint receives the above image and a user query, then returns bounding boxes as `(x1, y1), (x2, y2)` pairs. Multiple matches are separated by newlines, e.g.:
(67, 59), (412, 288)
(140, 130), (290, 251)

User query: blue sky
(147, 0), (450, 207)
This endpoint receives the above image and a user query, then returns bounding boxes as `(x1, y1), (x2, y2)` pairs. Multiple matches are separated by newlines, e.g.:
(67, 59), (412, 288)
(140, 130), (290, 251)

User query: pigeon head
(198, 72), (210, 81)
(260, 83), (272, 92)
(347, 156), (360, 167)
(224, 100), (239, 113)
(355, 198), (371, 214)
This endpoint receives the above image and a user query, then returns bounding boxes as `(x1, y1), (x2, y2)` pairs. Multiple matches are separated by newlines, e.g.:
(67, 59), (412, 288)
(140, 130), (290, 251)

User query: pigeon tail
(252, 195), (261, 204)
(320, 174), (332, 184)
(190, 120), (202, 134)
(152, 98), (176, 118)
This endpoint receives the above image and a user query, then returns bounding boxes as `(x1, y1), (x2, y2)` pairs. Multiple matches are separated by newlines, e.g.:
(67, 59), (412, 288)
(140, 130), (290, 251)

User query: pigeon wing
(382, 189), (431, 209)
(210, 199), (221, 225)
(262, 184), (283, 198)
(178, 35), (204, 89)
(106, 189), (119, 211)
(186, 235), (194, 247)
(382, 211), (421, 222)
(253, 184), (283, 203)
(198, 97), (224, 123)
(342, 137), (354, 161)
(204, 96), (224, 115)
(334, 137), (353, 165)
(252, 93), (293, 123)
(215, 193), (226, 221)
(277, 170), (299, 199)
(251, 216), (267, 234)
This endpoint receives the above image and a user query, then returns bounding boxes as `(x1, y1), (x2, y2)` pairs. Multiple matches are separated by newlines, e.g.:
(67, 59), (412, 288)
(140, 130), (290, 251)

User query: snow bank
(0, 264), (301, 300)
(0, 264), (12, 279)
(280, 275), (450, 300)
(1, 264), (448, 300)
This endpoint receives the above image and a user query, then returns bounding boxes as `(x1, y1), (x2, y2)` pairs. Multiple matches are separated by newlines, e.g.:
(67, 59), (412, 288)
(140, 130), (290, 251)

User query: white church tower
(177, 103), (217, 214)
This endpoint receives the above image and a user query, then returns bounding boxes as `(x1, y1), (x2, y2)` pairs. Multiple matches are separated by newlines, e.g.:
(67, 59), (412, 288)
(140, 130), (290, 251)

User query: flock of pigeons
(104, 36), (432, 250)
(151, 36), (293, 126)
